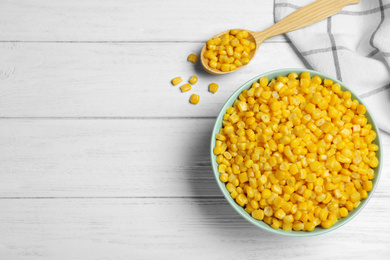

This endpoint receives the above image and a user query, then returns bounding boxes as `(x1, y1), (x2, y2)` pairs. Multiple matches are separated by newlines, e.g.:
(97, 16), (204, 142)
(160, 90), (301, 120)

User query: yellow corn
(260, 76), (269, 87)
(188, 76), (198, 85)
(273, 196), (285, 208)
(306, 173), (317, 183)
(321, 220), (333, 229)
(264, 206), (273, 217)
(204, 30), (255, 72)
(304, 222), (316, 231)
(172, 77), (183, 86)
(180, 83), (191, 92)
(236, 193), (248, 207)
(187, 53), (198, 64)
(189, 94), (200, 105)
(219, 173), (228, 182)
(311, 76), (322, 85)
(339, 207), (349, 217)
(309, 161), (322, 172)
(262, 189), (272, 199)
(270, 218), (281, 229)
(252, 209), (265, 220)
(355, 104), (366, 114)
(275, 209), (286, 219)
(331, 83), (341, 93)
(300, 72), (310, 78)
(293, 222), (304, 231)
(208, 83), (219, 93)
(213, 71), (378, 231)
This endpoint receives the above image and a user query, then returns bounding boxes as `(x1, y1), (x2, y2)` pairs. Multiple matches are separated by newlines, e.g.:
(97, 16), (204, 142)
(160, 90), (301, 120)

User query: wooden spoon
(201, 0), (360, 75)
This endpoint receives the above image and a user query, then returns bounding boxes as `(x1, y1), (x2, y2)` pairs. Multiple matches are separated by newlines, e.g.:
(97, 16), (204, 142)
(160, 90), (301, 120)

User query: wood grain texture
(0, 197), (389, 260)
(0, 0), (283, 42)
(1, 0), (390, 258)
(0, 119), (215, 197)
(0, 42), (304, 117)
(0, 119), (389, 199)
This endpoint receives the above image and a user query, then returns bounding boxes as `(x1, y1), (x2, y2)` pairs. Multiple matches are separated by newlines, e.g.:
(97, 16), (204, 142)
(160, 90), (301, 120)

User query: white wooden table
(0, 0), (389, 259)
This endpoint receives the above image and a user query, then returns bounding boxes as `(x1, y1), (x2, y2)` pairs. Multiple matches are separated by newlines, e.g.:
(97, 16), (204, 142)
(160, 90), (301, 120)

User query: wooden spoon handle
(254, 0), (359, 43)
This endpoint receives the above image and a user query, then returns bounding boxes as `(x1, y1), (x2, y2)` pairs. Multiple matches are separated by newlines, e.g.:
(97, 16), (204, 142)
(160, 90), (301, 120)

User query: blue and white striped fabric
(275, 0), (390, 133)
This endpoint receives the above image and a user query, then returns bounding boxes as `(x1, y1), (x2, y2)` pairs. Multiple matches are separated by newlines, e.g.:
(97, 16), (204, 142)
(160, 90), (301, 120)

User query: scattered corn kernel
(189, 76), (198, 85)
(188, 53), (198, 64)
(190, 94), (200, 105)
(214, 72), (378, 232)
(172, 77), (182, 86)
(209, 83), (219, 93)
(180, 83), (191, 92)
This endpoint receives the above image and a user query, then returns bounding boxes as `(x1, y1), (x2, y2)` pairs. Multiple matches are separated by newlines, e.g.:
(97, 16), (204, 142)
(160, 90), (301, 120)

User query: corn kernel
(304, 222), (316, 231)
(273, 196), (284, 209)
(309, 161), (322, 172)
(306, 173), (317, 183)
(180, 83), (191, 92)
(293, 222), (304, 231)
(190, 94), (200, 105)
(271, 218), (281, 229)
(252, 209), (265, 220)
(261, 189), (272, 199)
(188, 53), (198, 64)
(321, 220), (333, 229)
(332, 83), (341, 93)
(189, 76), (198, 85)
(207, 83), (219, 94)
(350, 192), (361, 203)
(369, 156), (379, 168)
(275, 209), (286, 219)
(356, 104), (366, 114)
(312, 76), (322, 85)
(264, 206), (273, 217)
(219, 173), (228, 182)
(363, 180), (373, 191)
(319, 208), (328, 221)
(328, 202), (339, 212)
(236, 193), (248, 207)
(259, 76), (269, 87)
(241, 58), (250, 65)
(300, 72), (310, 78)
(172, 77), (183, 86)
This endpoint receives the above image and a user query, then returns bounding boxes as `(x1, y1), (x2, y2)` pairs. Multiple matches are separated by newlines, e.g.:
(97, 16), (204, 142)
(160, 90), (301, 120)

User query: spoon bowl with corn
(201, 0), (360, 75)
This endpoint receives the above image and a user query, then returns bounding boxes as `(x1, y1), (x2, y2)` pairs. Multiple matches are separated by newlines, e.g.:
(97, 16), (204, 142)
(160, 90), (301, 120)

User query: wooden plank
(0, 42), (304, 117)
(0, 119), (216, 197)
(0, 119), (389, 198)
(0, 197), (389, 259)
(0, 0), (285, 42)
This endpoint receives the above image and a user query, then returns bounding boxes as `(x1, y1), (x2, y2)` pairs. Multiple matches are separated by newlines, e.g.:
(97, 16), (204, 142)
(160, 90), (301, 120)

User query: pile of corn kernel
(213, 72), (379, 231)
(204, 29), (256, 72)
(171, 54), (219, 105)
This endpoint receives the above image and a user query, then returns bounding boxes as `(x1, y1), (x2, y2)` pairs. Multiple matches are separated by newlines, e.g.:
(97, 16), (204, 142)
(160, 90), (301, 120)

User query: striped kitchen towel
(275, 0), (390, 133)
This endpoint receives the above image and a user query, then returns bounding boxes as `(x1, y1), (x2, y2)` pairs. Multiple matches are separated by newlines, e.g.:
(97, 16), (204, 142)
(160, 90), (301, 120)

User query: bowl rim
(210, 68), (383, 237)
